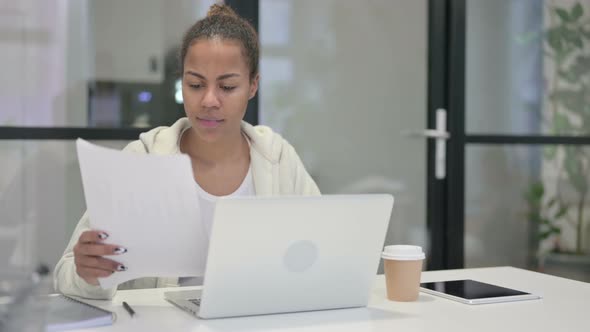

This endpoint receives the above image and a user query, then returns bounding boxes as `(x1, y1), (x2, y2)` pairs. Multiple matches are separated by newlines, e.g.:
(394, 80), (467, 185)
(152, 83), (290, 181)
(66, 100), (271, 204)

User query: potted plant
(526, 1), (590, 281)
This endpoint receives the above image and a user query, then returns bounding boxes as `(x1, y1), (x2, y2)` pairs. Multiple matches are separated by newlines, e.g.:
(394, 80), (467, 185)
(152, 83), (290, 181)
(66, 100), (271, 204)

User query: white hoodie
(54, 118), (320, 299)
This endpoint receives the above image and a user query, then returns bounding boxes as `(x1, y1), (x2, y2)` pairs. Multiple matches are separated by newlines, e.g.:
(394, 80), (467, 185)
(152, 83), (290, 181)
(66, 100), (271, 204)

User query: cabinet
(90, 0), (164, 83)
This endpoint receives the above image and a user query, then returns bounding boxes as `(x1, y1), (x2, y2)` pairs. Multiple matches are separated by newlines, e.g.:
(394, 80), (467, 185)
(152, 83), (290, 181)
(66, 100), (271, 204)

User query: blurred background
(0, 0), (589, 292)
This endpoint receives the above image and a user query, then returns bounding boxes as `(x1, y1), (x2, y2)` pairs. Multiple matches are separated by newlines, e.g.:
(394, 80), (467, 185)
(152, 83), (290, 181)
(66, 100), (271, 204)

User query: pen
(122, 301), (136, 318)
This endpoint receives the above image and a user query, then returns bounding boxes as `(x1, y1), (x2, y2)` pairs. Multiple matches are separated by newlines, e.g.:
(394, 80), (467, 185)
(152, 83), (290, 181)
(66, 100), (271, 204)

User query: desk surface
(72, 267), (589, 332)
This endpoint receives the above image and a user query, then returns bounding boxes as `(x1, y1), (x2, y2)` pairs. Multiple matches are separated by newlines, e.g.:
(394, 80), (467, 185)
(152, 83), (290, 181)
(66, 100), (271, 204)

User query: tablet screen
(420, 279), (530, 299)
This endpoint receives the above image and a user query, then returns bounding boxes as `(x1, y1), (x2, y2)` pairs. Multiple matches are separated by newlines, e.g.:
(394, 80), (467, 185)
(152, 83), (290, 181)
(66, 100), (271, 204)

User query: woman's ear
(248, 74), (260, 100)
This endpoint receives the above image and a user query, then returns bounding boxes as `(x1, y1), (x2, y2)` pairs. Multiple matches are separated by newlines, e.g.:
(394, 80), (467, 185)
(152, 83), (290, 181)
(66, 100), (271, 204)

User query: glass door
(258, 0), (445, 270)
(446, 0), (590, 281)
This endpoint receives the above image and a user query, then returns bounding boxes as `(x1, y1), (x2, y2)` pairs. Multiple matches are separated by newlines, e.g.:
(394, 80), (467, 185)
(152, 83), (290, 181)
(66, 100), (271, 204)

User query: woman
(54, 4), (319, 300)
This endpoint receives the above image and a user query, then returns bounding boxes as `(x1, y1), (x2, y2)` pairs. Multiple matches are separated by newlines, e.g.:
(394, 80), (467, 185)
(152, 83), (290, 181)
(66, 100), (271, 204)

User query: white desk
(73, 267), (589, 332)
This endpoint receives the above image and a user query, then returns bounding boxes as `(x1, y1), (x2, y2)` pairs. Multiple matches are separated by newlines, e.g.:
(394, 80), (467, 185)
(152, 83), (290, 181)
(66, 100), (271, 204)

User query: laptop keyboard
(189, 298), (201, 306)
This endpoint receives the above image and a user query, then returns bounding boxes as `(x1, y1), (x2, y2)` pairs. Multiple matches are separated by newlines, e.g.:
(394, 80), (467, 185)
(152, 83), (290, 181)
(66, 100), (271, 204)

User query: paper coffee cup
(382, 245), (425, 302)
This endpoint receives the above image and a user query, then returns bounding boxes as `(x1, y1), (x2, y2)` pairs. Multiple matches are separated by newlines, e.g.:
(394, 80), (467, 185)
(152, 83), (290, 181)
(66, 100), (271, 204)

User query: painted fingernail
(113, 247), (127, 254)
(116, 265), (127, 272)
(98, 232), (109, 240)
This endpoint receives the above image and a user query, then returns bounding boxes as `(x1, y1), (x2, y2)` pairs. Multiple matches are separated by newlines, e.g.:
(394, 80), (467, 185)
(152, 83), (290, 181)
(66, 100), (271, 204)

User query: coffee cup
(382, 245), (425, 301)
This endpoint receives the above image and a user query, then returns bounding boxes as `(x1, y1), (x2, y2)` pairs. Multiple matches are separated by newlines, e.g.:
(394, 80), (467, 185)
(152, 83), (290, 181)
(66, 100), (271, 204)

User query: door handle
(418, 129), (450, 139)
(403, 109), (449, 180)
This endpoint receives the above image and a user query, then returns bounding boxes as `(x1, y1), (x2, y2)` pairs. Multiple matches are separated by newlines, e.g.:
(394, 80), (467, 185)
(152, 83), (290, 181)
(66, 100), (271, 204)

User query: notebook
(45, 295), (115, 332)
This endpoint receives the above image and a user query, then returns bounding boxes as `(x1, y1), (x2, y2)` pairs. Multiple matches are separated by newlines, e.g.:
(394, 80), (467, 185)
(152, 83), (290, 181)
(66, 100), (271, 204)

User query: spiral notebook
(46, 295), (115, 332)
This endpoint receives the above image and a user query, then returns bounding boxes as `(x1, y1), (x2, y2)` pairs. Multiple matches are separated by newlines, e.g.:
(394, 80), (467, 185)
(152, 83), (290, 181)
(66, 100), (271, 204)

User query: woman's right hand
(73, 230), (127, 286)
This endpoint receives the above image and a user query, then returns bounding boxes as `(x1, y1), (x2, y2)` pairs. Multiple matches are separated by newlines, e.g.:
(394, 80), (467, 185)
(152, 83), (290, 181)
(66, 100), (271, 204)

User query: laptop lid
(197, 194), (394, 319)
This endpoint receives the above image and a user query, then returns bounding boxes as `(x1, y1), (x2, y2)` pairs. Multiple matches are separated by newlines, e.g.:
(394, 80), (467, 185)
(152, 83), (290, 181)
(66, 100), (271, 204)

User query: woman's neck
(182, 128), (248, 165)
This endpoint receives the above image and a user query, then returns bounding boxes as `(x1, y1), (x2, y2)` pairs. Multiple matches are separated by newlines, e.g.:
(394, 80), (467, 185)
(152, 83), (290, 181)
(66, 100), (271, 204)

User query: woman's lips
(196, 117), (224, 128)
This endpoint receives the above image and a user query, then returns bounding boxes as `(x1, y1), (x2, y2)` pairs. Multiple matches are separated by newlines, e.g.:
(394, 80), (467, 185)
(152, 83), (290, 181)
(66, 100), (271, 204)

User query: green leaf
(538, 222), (562, 240)
(539, 229), (556, 240)
(525, 182), (544, 203)
(547, 28), (564, 52)
(529, 213), (542, 224)
(538, 231), (549, 240)
(531, 182), (544, 200)
(571, 3), (584, 21)
(554, 205), (568, 219)
(556, 8), (572, 22)
(563, 28), (584, 49)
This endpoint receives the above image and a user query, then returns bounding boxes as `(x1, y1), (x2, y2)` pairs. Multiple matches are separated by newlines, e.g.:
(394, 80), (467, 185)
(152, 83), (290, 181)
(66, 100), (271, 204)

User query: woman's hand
(73, 230), (127, 286)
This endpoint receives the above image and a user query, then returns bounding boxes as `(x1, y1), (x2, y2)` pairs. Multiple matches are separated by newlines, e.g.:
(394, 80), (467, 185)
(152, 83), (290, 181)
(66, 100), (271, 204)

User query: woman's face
(182, 38), (258, 143)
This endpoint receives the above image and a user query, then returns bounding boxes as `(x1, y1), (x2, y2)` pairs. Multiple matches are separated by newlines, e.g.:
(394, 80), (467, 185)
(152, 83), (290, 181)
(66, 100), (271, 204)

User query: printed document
(76, 139), (207, 289)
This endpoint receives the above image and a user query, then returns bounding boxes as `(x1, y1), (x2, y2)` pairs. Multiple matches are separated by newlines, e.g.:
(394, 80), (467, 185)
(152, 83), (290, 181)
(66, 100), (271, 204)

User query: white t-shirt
(179, 166), (255, 286)
(196, 167), (255, 238)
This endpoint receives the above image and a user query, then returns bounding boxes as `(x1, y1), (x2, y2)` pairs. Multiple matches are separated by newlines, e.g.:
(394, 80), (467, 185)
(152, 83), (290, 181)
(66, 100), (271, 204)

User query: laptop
(165, 194), (394, 319)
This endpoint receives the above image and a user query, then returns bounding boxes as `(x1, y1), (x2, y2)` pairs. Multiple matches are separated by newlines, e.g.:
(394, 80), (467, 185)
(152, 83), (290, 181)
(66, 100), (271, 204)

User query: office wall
(0, 0), (213, 272)
(0, 0), (82, 271)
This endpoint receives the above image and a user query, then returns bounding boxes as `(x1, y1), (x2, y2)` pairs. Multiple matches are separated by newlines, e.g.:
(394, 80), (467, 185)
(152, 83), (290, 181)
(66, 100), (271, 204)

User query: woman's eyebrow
(184, 70), (205, 79)
(184, 71), (240, 81)
(217, 73), (240, 80)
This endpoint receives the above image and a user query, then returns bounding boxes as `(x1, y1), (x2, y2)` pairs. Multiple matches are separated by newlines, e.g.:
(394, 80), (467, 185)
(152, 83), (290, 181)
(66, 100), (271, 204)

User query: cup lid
(381, 245), (425, 260)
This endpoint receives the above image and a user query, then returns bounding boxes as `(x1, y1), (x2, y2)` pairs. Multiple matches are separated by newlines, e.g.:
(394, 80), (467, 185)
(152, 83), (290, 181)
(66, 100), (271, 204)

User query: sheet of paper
(76, 139), (207, 289)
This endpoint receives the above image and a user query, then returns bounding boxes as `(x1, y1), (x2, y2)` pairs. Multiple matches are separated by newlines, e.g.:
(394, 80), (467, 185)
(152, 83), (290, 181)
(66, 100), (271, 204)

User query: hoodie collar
(139, 117), (281, 164)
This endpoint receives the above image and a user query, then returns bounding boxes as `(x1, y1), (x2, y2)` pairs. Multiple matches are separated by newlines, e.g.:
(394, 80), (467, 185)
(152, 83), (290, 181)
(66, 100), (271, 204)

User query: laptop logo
(283, 240), (319, 273)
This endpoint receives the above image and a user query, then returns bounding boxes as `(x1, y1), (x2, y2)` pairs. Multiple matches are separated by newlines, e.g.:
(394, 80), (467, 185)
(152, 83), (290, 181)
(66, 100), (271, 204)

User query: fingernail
(113, 247), (127, 254)
(98, 232), (109, 240)
(116, 265), (127, 272)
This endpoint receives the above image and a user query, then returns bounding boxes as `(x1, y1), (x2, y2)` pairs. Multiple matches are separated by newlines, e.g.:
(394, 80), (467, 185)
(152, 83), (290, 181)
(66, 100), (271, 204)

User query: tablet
(420, 279), (541, 305)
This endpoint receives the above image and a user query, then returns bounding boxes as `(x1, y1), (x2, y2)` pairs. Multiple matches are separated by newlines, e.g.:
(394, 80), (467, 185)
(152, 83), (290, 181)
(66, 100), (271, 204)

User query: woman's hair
(179, 4), (259, 81)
